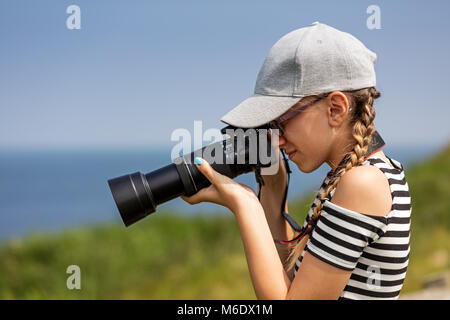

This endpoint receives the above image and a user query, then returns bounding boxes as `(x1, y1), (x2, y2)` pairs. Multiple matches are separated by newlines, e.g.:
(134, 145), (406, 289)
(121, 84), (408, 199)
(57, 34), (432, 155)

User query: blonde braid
(285, 87), (379, 272)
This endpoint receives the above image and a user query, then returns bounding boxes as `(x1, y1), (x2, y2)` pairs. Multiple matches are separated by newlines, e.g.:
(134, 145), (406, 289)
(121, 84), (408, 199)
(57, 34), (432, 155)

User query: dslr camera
(107, 125), (279, 226)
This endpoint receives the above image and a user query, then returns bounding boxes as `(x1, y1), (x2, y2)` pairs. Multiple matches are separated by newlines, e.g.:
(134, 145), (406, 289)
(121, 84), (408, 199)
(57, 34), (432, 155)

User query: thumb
(193, 157), (217, 183)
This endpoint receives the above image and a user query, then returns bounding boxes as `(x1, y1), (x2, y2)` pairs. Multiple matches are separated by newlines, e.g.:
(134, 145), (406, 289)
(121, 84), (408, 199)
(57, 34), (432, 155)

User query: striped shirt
(293, 155), (411, 300)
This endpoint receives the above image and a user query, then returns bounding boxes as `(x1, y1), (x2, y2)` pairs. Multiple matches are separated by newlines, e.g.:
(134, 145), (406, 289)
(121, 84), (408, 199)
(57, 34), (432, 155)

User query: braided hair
(285, 87), (381, 272)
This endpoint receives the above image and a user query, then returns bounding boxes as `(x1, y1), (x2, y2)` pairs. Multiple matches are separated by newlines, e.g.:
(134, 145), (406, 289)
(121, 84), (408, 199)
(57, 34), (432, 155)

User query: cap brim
(220, 94), (304, 128)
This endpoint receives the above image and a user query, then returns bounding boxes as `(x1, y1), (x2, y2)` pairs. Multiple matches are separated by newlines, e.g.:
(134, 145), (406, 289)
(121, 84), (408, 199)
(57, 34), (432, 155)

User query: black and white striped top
(293, 155), (411, 300)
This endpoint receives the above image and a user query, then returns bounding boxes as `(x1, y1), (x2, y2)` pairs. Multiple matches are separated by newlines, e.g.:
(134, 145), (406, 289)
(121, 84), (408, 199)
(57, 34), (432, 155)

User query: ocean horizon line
(0, 140), (446, 153)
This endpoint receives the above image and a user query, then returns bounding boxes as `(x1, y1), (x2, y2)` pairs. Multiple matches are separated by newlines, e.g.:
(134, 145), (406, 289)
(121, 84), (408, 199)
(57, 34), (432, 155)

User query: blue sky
(1, 0), (449, 151)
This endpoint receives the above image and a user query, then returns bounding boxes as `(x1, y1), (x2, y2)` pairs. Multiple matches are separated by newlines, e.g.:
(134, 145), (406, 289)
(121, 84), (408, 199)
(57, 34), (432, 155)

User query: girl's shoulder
(330, 160), (393, 218)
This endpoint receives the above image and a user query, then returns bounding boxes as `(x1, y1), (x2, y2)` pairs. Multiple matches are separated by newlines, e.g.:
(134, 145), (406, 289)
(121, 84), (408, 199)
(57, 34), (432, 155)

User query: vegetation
(399, 143), (450, 293)
(0, 144), (448, 299)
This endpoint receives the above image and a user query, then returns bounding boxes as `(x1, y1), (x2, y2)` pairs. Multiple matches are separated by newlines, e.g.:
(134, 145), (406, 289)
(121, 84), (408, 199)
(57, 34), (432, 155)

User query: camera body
(108, 125), (277, 226)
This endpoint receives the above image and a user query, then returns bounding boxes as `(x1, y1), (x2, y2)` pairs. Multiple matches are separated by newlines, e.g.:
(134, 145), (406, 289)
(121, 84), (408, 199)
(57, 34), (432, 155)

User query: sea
(0, 143), (444, 241)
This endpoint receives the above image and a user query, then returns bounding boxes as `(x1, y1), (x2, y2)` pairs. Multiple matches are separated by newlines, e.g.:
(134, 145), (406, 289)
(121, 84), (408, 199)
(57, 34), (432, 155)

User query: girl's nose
(277, 135), (287, 149)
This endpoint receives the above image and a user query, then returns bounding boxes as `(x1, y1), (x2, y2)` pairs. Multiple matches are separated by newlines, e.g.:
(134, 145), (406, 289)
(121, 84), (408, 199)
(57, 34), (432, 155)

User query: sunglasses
(269, 95), (328, 137)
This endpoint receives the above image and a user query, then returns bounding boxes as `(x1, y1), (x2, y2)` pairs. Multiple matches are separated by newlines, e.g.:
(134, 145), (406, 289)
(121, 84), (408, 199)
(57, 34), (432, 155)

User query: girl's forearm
(259, 183), (294, 240)
(233, 200), (291, 300)
(258, 184), (296, 278)
(259, 155), (293, 243)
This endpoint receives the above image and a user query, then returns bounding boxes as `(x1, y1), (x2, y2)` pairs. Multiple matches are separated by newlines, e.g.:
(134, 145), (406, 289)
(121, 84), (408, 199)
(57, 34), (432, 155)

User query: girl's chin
(295, 162), (309, 173)
(293, 157), (316, 173)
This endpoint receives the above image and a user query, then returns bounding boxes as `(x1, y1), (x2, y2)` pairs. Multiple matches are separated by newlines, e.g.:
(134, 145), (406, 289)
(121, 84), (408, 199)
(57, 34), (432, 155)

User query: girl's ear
(327, 91), (351, 127)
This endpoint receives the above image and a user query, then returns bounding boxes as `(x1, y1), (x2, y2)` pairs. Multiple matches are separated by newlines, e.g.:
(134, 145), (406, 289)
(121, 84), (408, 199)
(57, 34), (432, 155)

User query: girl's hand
(180, 157), (259, 213)
(261, 144), (287, 188)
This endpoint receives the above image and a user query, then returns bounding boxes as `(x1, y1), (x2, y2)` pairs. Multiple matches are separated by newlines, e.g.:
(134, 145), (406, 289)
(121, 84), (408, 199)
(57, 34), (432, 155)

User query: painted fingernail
(194, 157), (203, 165)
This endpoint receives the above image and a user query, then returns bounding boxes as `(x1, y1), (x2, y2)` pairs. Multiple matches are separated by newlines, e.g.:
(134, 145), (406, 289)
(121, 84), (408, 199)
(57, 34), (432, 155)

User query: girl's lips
(288, 151), (296, 160)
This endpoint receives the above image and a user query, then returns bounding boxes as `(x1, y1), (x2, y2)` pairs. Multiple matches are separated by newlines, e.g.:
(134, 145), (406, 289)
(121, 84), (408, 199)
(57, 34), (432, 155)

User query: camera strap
(279, 149), (302, 232)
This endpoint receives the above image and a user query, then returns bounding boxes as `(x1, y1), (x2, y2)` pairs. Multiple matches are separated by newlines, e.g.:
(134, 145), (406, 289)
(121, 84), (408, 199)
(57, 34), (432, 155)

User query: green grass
(398, 143), (450, 293)
(0, 212), (255, 299)
(0, 143), (449, 299)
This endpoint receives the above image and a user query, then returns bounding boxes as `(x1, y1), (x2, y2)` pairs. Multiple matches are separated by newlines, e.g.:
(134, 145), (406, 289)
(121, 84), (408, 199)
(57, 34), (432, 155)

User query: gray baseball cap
(220, 22), (377, 128)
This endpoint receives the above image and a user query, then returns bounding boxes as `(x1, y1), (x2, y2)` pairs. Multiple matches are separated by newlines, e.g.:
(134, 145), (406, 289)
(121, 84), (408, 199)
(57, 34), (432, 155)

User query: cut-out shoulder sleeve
(305, 200), (389, 271)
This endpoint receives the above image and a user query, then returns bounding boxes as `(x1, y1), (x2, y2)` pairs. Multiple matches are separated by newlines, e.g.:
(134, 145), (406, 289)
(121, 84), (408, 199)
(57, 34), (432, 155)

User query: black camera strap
(278, 149), (303, 232)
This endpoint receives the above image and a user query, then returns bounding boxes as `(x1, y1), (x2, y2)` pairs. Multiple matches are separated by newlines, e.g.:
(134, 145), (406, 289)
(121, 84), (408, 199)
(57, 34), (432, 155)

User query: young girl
(181, 22), (411, 300)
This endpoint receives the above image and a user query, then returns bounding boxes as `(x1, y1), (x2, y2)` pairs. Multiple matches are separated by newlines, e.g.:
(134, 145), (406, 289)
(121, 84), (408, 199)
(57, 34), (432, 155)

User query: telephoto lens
(107, 125), (276, 226)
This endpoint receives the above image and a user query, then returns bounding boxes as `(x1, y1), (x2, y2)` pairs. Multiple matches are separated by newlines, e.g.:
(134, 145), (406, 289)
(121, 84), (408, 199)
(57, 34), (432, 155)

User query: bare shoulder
(331, 165), (392, 217)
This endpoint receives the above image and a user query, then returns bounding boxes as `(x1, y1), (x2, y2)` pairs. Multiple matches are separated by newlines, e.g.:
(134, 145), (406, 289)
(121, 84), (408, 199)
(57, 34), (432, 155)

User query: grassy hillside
(0, 143), (449, 299)
(0, 213), (254, 299)
(397, 143), (450, 293)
